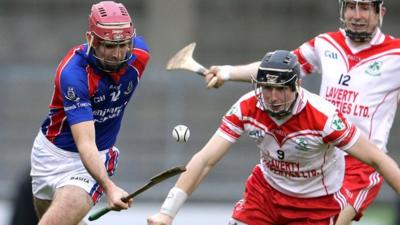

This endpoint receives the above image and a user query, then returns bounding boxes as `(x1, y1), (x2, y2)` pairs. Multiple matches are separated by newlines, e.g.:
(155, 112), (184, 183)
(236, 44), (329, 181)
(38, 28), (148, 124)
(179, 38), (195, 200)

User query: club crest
(295, 137), (310, 151)
(226, 105), (238, 116)
(330, 114), (346, 131)
(365, 61), (382, 77)
(65, 87), (80, 102)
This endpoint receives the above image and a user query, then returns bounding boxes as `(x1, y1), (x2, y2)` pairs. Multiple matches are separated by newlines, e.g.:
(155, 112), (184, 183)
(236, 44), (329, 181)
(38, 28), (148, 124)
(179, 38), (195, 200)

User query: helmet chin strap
(86, 33), (94, 56)
(345, 29), (373, 42)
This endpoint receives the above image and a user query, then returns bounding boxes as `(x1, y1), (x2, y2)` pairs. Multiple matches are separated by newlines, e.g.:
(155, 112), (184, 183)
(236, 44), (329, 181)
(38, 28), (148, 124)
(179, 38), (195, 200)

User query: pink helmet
(88, 1), (135, 45)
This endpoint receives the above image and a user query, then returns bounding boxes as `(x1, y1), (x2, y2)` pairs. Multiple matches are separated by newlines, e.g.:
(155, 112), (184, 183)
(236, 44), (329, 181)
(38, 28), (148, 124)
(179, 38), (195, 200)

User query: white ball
(172, 125), (190, 142)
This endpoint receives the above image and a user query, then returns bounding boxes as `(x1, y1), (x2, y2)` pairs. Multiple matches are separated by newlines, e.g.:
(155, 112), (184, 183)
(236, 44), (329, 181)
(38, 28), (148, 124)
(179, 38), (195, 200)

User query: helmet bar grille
(119, 6), (128, 16)
(283, 55), (292, 64)
(98, 7), (107, 17)
(97, 6), (129, 17)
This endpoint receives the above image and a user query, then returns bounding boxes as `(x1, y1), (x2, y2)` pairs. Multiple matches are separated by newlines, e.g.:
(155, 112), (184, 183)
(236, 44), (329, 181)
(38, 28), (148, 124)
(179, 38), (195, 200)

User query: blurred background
(1, 0), (399, 224)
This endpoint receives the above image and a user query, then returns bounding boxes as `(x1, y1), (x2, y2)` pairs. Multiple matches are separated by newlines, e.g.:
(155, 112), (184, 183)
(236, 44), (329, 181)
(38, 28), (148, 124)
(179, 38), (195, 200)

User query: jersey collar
(291, 87), (307, 116)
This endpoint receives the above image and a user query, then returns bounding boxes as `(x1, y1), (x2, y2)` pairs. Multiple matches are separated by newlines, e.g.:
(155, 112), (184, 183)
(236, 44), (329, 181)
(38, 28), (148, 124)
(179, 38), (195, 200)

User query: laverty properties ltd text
(325, 86), (369, 118)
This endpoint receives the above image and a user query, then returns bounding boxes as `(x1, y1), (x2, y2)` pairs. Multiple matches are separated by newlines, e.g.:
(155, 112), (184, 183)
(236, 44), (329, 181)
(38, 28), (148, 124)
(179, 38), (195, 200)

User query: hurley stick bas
(166, 42), (218, 88)
(88, 165), (186, 221)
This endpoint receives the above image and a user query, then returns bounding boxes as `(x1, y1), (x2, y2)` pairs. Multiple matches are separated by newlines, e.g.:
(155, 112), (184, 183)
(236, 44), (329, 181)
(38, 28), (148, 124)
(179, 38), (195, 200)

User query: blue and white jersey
(40, 36), (150, 152)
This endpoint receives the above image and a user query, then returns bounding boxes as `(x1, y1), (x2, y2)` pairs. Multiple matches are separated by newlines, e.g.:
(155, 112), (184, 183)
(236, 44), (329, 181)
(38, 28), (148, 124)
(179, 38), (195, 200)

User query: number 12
(338, 74), (351, 86)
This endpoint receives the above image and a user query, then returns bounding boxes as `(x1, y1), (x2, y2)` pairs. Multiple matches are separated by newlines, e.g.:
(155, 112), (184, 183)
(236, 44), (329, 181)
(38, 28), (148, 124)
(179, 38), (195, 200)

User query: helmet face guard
(87, 1), (135, 72)
(339, 0), (384, 42)
(253, 50), (300, 118)
(89, 33), (134, 72)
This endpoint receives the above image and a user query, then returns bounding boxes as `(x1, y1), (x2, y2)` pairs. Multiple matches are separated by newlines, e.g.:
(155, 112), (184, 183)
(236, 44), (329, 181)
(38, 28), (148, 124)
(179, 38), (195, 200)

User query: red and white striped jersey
(294, 29), (400, 151)
(217, 88), (360, 197)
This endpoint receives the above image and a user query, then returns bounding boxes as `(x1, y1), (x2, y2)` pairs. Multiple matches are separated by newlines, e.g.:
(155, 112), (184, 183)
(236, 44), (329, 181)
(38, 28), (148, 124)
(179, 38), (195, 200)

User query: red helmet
(87, 1), (135, 72)
(88, 1), (135, 44)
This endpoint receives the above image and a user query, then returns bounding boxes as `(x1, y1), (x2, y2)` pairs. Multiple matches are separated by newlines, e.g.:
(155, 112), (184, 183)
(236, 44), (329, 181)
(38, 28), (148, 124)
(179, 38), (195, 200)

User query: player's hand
(105, 183), (132, 211)
(147, 213), (173, 225)
(204, 66), (226, 89)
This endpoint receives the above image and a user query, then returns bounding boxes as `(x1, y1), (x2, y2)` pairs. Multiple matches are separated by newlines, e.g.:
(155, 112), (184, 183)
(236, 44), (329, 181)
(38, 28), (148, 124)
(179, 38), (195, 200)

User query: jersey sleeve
(131, 36), (150, 80)
(293, 37), (322, 77)
(58, 67), (94, 126)
(322, 111), (360, 151)
(216, 99), (245, 143)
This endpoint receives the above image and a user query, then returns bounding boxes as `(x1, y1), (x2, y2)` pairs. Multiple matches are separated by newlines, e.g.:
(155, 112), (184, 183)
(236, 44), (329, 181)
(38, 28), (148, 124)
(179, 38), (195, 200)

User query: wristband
(159, 187), (188, 218)
(219, 65), (233, 81)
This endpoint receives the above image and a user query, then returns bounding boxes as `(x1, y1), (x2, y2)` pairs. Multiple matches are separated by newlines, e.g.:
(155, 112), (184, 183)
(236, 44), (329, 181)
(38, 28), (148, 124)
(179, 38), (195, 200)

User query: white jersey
(294, 29), (400, 151)
(217, 88), (360, 197)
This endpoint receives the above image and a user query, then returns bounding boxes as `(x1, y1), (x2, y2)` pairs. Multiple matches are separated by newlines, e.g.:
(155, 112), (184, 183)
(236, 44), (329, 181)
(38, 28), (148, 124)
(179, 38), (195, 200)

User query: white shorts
(30, 131), (120, 204)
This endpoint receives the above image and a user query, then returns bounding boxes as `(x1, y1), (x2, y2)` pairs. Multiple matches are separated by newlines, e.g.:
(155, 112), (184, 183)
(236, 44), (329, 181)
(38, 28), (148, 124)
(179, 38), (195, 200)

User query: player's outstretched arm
(204, 61), (261, 88)
(71, 121), (131, 210)
(147, 134), (232, 225)
(347, 133), (400, 195)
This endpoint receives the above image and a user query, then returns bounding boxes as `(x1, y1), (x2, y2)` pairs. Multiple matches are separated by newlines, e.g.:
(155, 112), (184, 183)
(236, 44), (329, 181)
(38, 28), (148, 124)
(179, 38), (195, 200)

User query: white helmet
(338, 0), (384, 42)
